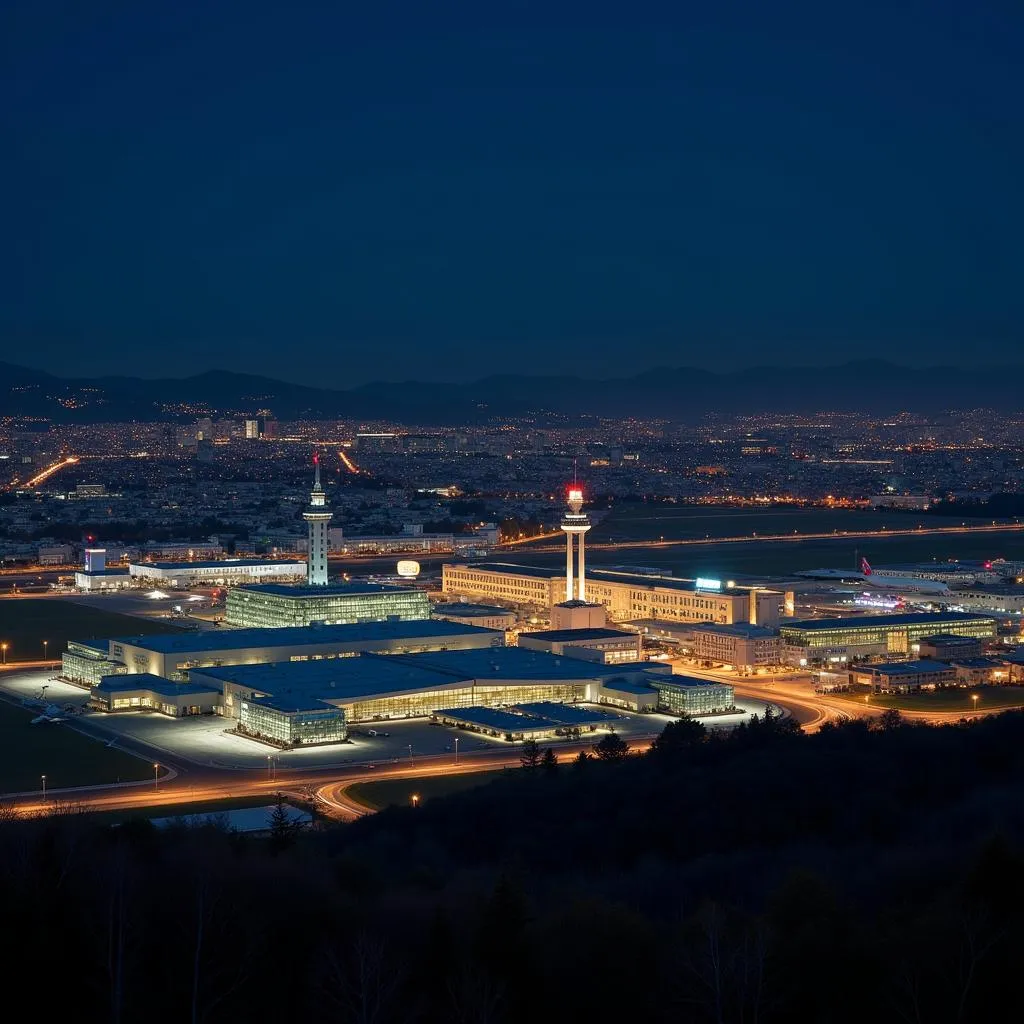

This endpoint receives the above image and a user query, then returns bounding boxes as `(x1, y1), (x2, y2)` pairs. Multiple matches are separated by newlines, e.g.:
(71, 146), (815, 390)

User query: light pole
(41, 774), (46, 802)
(153, 763), (159, 790)
(972, 694), (979, 714)
(267, 754), (272, 780)
(408, 744), (414, 768)
(454, 736), (459, 765)
(1, 642), (7, 665)
(411, 793), (419, 808)
(42, 639), (48, 664)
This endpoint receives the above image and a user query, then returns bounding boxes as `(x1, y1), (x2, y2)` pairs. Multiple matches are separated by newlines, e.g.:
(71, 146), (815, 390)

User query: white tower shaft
(578, 531), (586, 601)
(565, 532), (574, 601)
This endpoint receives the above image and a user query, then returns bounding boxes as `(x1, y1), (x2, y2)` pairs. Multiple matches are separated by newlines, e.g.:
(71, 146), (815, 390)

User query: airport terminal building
(61, 619), (502, 687)
(129, 559), (306, 588)
(225, 581), (430, 628)
(442, 562), (783, 626)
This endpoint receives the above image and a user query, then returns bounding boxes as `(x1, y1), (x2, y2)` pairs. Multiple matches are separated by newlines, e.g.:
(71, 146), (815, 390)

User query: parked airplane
(796, 558), (951, 594)
(30, 704), (66, 725)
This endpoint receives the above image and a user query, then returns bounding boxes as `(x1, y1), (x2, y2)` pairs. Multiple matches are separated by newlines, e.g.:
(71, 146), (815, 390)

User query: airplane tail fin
(861, 557), (872, 576)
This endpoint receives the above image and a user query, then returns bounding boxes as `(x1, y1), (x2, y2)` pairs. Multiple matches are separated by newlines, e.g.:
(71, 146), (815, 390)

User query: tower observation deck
(560, 486), (593, 601)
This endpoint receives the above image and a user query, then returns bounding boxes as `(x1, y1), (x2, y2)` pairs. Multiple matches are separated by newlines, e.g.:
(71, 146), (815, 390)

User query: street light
(972, 693), (979, 713)
(454, 736), (459, 765)
(41, 774), (46, 802)
(1, 642), (7, 665)
(42, 639), (48, 663)
(411, 793), (419, 808)
(408, 743), (414, 767)
(153, 763), (160, 790)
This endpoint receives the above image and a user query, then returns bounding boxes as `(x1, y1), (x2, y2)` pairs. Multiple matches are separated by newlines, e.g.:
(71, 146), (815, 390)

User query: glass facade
(62, 651), (126, 687)
(346, 681), (586, 722)
(653, 680), (735, 716)
(238, 700), (347, 746)
(226, 586), (430, 628)
(780, 615), (997, 656)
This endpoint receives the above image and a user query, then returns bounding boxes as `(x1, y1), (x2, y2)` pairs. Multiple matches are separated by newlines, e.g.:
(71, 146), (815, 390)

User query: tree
(573, 750), (593, 768)
(519, 739), (542, 771)
(267, 795), (303, 851)
(593, 732), (630, 763)
(648, 715), (706, 761)
(541, 747), (558, 776)
(877, 707), (904, 731)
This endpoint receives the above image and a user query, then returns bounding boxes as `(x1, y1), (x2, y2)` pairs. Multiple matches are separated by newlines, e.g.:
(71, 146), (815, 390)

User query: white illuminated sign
(695, 577), (722, 591)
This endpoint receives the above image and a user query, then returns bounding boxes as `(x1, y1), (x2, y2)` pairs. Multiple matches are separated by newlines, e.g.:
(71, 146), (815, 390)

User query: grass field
(0, 699), (154, 794)
(90, 796), (289, 827)
(347, 769), (504, 811)
(0, 597), (184, 663)
(836, 685), (1024, 713)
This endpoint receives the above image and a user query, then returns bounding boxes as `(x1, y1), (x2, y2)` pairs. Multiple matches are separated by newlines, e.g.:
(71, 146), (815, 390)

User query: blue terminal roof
(651, 673), (735, 690)
(865, 660), (955, 674)
(140, 559), (304, 570)
(433, 603), (513, 617)
(96, 673), (219, 696)
(599, 677), (660, 695)
(781, 612), (996, 632)
(688, 622), (779, 639)
(246, 693), (343, 714)
(514, 701), (620, 725)
(108, 619), (500, 654)
(193, 646), (661, 705)
(231, 581), (420, 597)
(434, 706), (552, 733)
(518, 628), (637, 642)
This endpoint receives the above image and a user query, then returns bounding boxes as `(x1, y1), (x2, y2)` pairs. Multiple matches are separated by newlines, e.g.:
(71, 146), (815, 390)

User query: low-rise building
(780, 613), (997, 666)
(689, 622), (780, 672)
(226, 581), (430, 628)
(432, 602), (517, 631)
(91, 674), (220, 716)
(916, 634), (984, 661)
(517, 627), (643, 665)
(949, 658), (1012, 686)
(129, 558), (306, 588)
(850, 660), (956, 692)
(649, 675), (737, 716)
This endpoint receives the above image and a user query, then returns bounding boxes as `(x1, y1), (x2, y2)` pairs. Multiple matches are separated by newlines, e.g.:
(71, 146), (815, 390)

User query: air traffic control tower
(302, 453), (333, 585)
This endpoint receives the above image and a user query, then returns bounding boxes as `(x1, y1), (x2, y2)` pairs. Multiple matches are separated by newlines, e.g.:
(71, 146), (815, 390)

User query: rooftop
(96, 673), (219, 696)
(433, 705), (551, 733)
(863, 660), (953, 675)
(137, 559), (305, 570)
(515, 701), (619, 725)
(76, 568), (130, 577)
(782, 612), (997, 632)
(651, 674), (735, 690)
(231, 582), (421, 598)
(688, 622), (779, 639)
(518, 628), (638, 642)
(452, 562), (753, 594)
(106, 619), (500, 655)
(433, 603), (514, 617)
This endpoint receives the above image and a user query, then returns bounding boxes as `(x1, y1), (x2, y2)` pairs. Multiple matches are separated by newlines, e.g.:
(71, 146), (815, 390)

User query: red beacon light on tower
(568, 487), (583, 503)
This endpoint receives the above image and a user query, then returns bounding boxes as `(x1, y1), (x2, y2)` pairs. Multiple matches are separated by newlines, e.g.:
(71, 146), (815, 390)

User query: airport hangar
(185, 646), (736, 746)
(62, 619), (504, 688)
(442, 562), (785, 627)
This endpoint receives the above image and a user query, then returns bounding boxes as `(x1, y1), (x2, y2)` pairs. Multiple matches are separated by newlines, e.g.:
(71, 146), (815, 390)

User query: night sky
(2, 1), (1021, 386)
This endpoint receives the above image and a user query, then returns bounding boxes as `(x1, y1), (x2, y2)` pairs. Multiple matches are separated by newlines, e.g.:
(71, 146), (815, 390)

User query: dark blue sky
(2, 0), (1021, 386)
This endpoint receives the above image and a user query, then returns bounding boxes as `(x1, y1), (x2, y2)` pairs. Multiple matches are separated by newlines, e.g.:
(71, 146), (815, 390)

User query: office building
(689, 623), (781, 672)
(780, 612), (997, 665)
(91, 674), (221, 716)
(225, 581), (430, 628)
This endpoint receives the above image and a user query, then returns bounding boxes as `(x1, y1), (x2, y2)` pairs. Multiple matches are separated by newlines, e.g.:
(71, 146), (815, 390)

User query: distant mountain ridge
(1, 360), (1021, 424)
